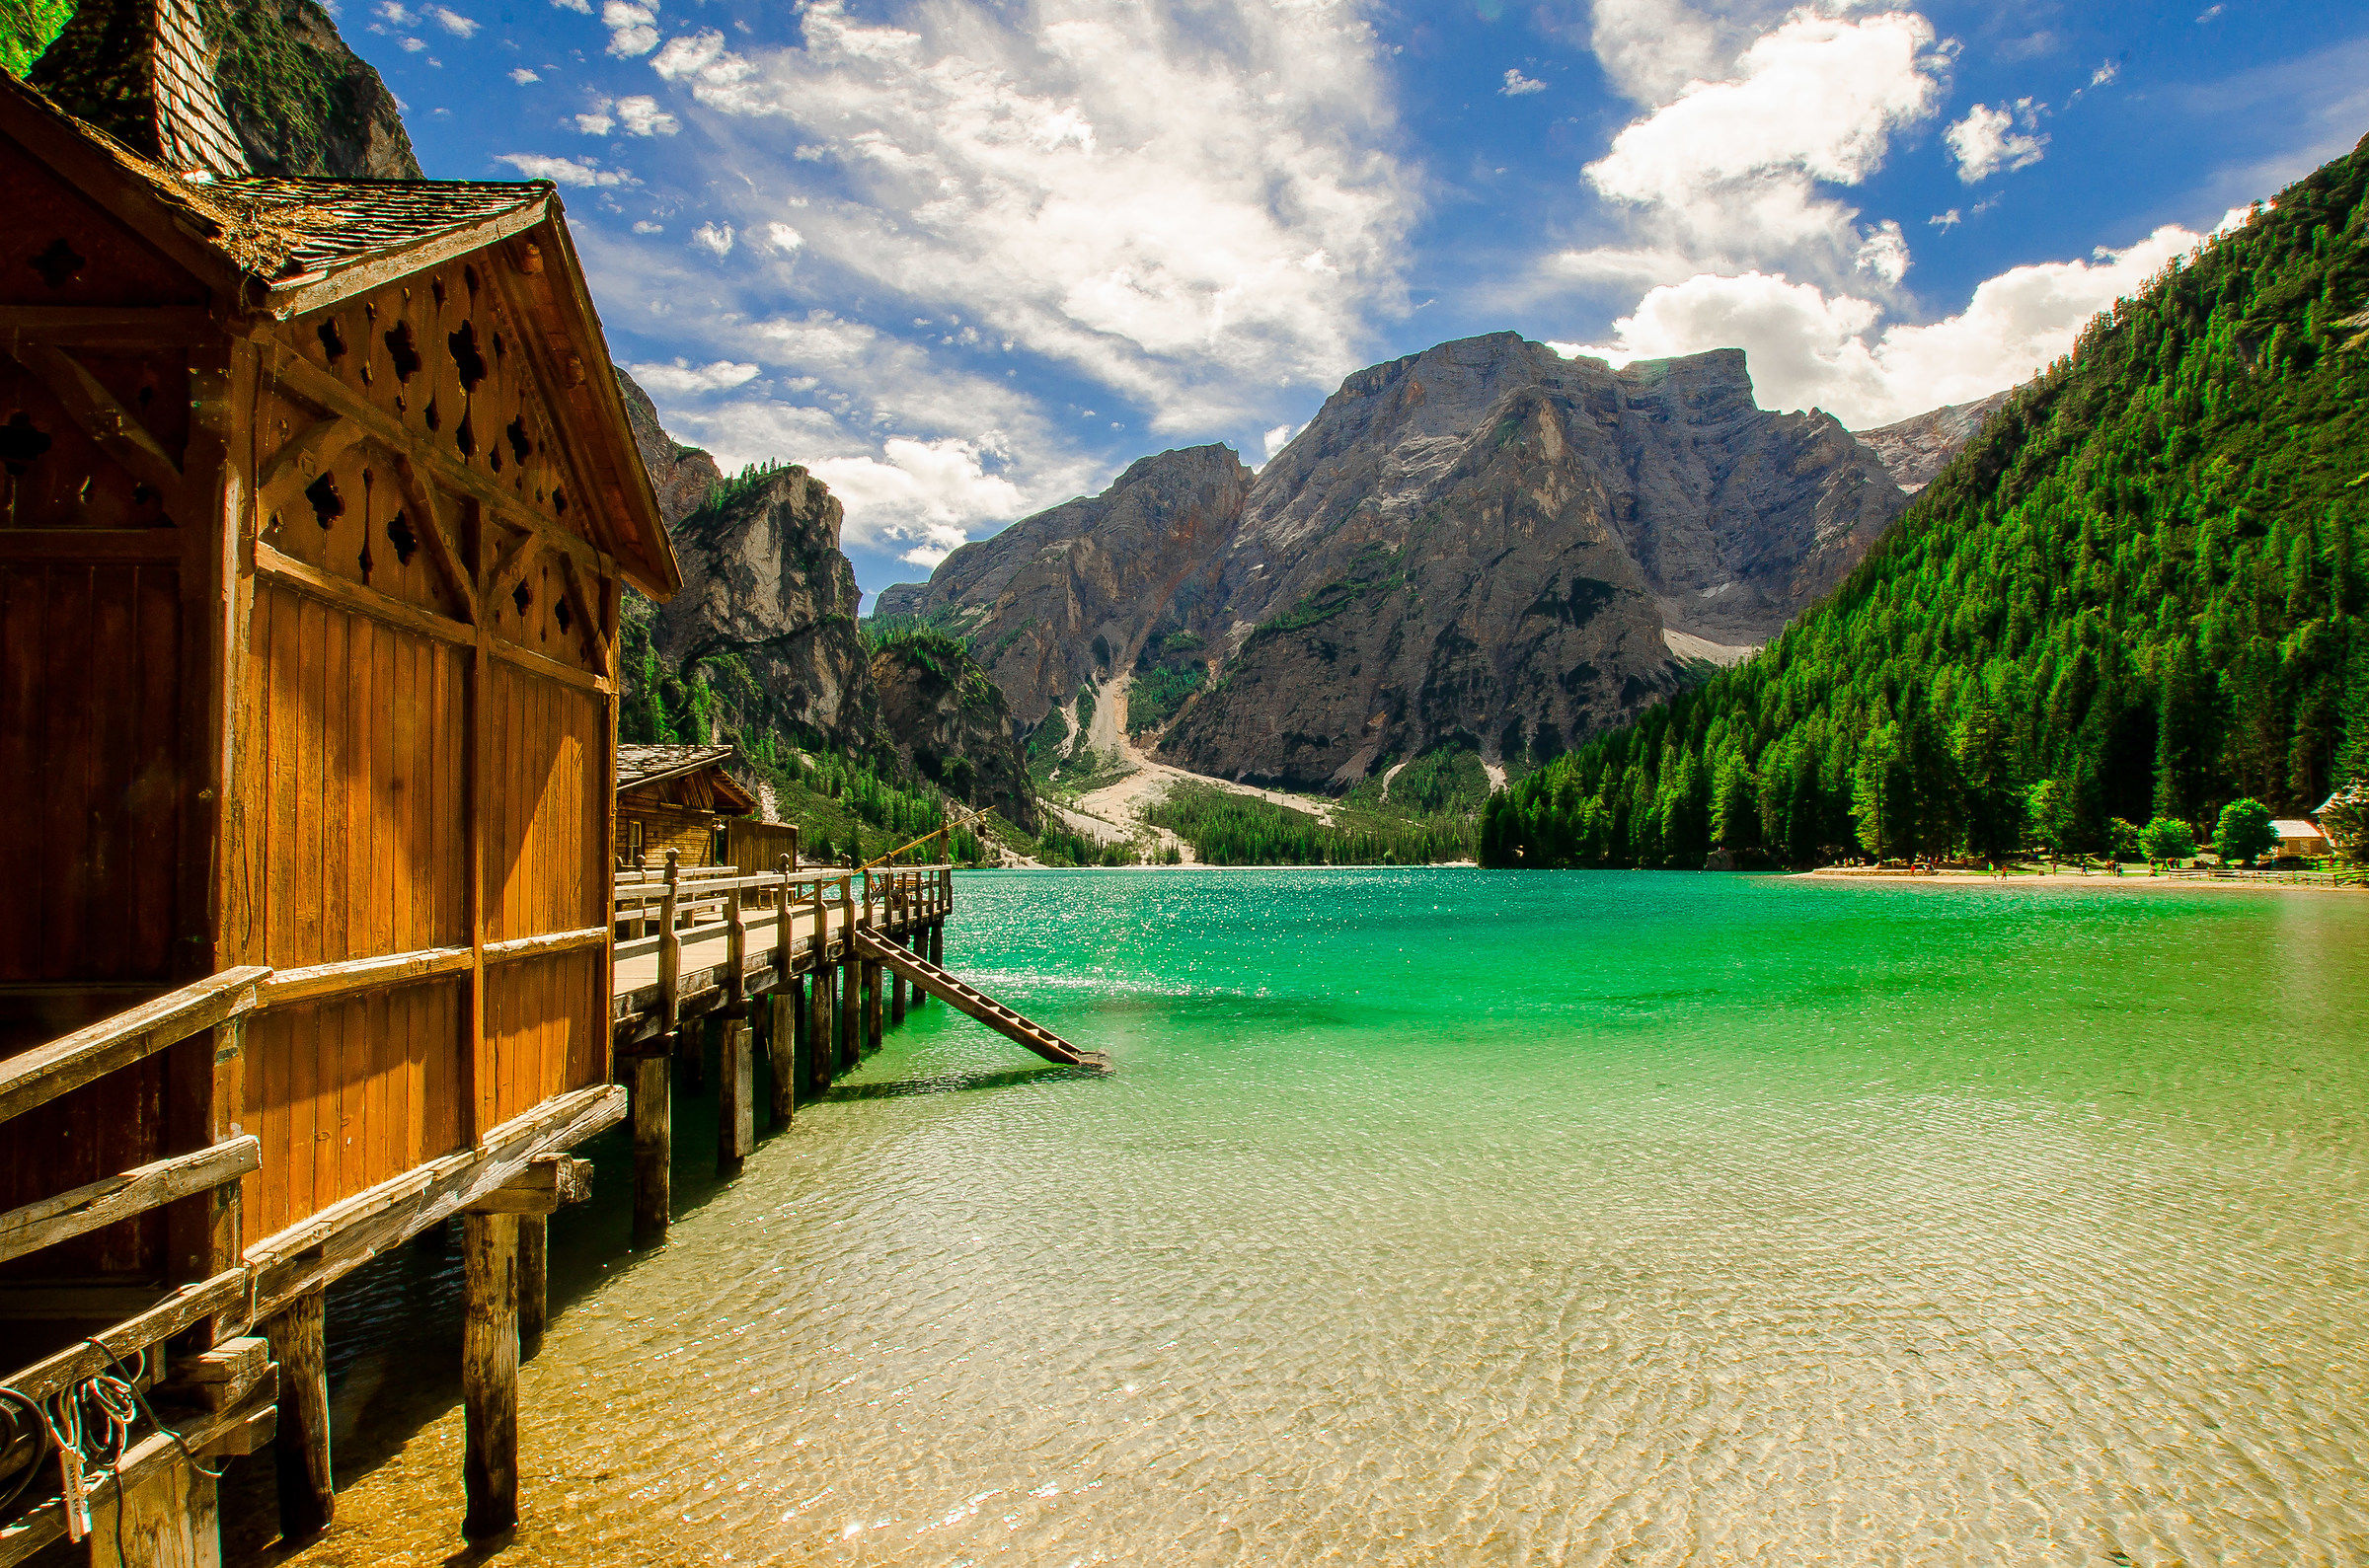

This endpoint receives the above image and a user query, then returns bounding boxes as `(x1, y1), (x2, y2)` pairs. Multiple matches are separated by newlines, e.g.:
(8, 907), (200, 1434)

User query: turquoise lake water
(289, 869), (2369, 1567)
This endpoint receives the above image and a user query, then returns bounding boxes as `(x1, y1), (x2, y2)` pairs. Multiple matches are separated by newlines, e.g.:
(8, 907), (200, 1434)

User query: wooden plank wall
(0, 147), (207, 1274)
(242, 983), (465, 1239)
(483, 665), (605, 1126)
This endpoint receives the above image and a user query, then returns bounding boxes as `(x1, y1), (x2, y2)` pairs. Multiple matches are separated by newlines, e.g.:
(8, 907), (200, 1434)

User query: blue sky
(356, 0), (2369, 599)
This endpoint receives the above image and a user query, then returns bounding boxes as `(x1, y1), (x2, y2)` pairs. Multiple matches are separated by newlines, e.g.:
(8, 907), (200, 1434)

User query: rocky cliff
(617, 371), (1038, 825)
(201, 0), (422, 178)
(874, 444), (1252, 729)
(1851, 391), (2011, 494)
(883, 333), (1919, 790)
(870, 633), (1039, 831)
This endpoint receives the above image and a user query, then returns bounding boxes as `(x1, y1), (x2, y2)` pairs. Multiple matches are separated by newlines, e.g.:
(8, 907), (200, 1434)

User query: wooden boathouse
(0, 15), (677, 1556)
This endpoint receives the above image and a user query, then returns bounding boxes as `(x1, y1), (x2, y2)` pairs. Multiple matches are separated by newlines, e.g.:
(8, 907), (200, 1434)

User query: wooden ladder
(850, 931), (1108, 1070)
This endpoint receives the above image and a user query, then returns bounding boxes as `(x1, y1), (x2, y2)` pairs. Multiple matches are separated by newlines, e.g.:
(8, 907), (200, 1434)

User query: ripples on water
(257, 871), (2369, 1567)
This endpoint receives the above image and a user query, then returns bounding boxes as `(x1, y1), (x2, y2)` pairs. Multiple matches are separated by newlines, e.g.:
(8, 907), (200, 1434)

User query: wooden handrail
(0, 1136), (259, 1266)
(0, 966), (268, 1125)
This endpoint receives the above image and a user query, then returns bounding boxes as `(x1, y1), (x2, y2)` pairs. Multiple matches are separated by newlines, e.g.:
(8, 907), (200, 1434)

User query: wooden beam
(266, 1290), (333, 1539)
(465, 1155), (590, 1216)
(0, 528), (182, 561)
(0, 1136), (260, 1266)
(483, 927), (607, 964)
(0, 968), (266, 1126)
(550, 548), (603, 667)
(483, 525), (540, 608)
(0, 306), (212, 343)
(0, 1270), (246, 1406)
(152, 1335), (270, 1412)
(490, 635), (612, 696)
(461, 1213), (519, 1538)
(717, 1019), (752, 1179)
(91, 1428), (223, 1568)
(263, 200), (552, 322)
(254, 540), (475, 649)
(241, 1084), (627, 1325)
(390, 453), (473, 621)
(261, 946), (473, 1008)
(255, 416), (365, 499)
(5, 342), (188, 517)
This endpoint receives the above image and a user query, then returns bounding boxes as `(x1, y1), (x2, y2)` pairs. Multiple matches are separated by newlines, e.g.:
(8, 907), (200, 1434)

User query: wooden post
(767, 986), (799, 1127)
(807, 959), (833, 1092)
(726, 885), (747, 1003)
(461, 1212), (519, 1539)
(266, 1290), (333, 1540)
(630, 1052), (669, 1248)
(656, 849), (682, 1035)
(864, 957), (883, 1054)
(929, 919), (945, 972)
(718, 1018), (754, 1178)
(774, 856), (794, 983)
(891, 970), (907, 1026)
(94, 1437), (223, 1568)
(518, 1217), (548, 1361)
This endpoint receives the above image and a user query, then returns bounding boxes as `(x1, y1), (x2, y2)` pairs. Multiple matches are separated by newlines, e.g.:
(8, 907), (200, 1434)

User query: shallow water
(267, 870), (2369, 1567)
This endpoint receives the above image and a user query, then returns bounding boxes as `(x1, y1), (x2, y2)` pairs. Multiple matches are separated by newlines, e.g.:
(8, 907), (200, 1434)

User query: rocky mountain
(202, 0), (421, 179)
(873, 444), (1252, 729)
(617, 372), (1040, 829)
(870, 633), (1038, 831)
(882, 333), (1920, 791)
(1851, 391), (2011, 494)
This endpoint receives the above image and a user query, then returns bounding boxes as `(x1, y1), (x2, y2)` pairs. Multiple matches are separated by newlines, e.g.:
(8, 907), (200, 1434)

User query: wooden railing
(609, 851), (954, 1022)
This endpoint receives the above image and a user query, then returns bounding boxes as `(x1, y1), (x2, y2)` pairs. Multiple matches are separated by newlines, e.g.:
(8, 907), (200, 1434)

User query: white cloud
(1946, 99), (2047, 183)
(633, 219), (663, 233)
(575, 111), (614, 134)
(603, 0), (658, 56)
(510, 67), (540, 83)
(1854, 219), (1907, 283)
(496, 152), (636, 186)
(810, 438), (1030, 566)
(375, 1), (414, 23)
(615, 95), (678, 135)
(691, 222), (735, 257)
(626, 359), (761, 394)
(2088, 60), (2118, 89)
(644, 0), (1414, 432)
(1928, 207), (1960, 230)
(1554, 219), (2208, 427)
(550, 0), (589, 11)
(427, 6), (477, 37)
(399, 36), (426, 52)
(1261, 422), (1298, 459)
(1501, 69), (1546, 97)
(763, 222), (804, 252)
(1583, 9), (1948, 268)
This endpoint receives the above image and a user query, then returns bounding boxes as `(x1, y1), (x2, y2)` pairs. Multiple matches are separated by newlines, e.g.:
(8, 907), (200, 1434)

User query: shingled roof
(617, 745), (743, 794)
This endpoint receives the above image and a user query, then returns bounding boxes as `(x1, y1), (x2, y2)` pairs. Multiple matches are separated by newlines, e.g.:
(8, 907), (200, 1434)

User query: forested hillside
(1483, 133), (2369, 869)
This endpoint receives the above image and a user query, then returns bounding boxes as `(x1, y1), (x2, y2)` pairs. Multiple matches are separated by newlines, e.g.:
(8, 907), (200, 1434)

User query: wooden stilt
(767, 986), (799, 1127)
(93, 1436), (223, 1568)
(517, 1216), (548, 1361)
(717, 1018), (754, 1178)
(929, 920), (945, 971)
(838, 961), (860, 1072)
(891, 971), (907, 1027)
(808, 963), (833, 1092)
(864, 961), (884, 1054)
(461, 1212), (520, 1539)
(630, 1051), (670, 1248)
(266, 1289), (334, 1541)
(681, 1018), (707, 1093)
